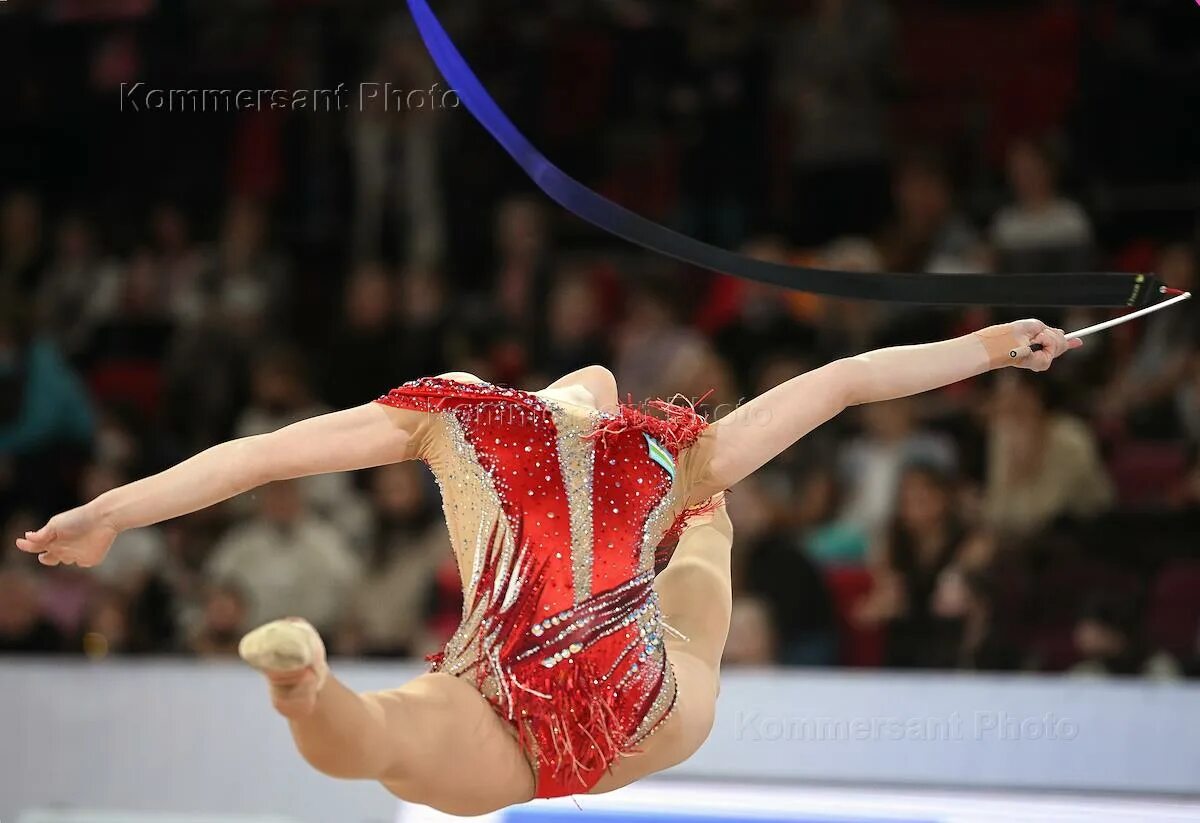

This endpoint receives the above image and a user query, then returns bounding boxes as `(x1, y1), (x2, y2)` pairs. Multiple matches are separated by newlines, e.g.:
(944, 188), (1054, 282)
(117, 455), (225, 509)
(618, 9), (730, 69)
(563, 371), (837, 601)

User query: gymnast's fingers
(38, 552), (62, 567)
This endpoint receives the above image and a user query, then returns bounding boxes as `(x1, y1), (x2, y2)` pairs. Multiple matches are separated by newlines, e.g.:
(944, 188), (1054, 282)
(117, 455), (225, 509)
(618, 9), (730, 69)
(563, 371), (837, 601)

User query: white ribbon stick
(1009, 291), (1193, 360)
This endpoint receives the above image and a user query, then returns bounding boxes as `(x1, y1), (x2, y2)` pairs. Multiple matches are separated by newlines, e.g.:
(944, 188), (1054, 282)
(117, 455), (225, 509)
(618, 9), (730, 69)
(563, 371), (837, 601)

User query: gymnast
(16, 320), (1077, 814)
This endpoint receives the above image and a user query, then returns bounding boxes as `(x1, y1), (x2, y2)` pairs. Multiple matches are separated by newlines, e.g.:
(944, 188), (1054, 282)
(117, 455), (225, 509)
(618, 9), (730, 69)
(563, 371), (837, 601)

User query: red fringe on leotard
(431, 517), (640, 791)
(585, 393), (710, 454)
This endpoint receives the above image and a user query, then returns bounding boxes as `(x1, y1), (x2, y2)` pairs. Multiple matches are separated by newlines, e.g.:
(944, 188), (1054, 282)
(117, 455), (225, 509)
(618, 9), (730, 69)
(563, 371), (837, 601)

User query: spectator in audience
(202, 198), (290, 339)
(78, 587), (134, 658)
(0, 567), (66, 654)
(537, 269), (610, 381)
(79, 247), (175, 382)
(776, 0), (896, 244)
(396, 264), (453, 380)
(149, 204), (208, 329)
(351, 22), (446, 268)
(189, 581), (251, 658)
(878, 151), (985, 274)
(990, 137), (1093, 273)
(235, 344), (330, 438)
(1100, 242), (1199, 437)
(796, 467), (868, 567)
(838, 398), (957, 534)
(322, 262), (402, 410)
(235, 344), (371, 546)
(0, 191), (48, 303)
(486, 196), (554, 367)
(984, 370), (1113, 537)
(35, 213), (122, 358)
(670, 0), (769, 247)
(930, 566), (1022, 671)
(1070, 592), (1180, 679)
(614, 279), (710, 403)
(856, 464), (978, 668)
(1169, 448), (1200, 509)
(339, 462), (449, 658)
(0, 300), (95, 519)
(727, 476), (838, 666)
(206, 479), (362, 633)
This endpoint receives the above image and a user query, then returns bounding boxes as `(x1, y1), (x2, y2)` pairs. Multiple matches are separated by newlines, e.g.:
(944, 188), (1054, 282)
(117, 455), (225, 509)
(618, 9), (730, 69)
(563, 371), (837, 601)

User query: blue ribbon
(406, 0), (1158, 308)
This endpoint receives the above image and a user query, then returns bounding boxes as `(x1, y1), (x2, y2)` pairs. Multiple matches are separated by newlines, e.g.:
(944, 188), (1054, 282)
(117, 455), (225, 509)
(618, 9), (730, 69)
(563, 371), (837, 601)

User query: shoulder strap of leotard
(376, 377), (547, 414)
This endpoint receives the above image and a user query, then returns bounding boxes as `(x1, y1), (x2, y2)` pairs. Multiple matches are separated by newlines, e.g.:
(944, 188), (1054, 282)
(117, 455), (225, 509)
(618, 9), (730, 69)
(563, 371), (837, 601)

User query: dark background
(1, 0), (1199, 678)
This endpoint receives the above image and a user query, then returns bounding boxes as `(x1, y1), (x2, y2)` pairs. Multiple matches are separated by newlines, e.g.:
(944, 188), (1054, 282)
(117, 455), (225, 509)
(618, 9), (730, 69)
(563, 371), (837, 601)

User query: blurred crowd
(1, 0), (1199, 679)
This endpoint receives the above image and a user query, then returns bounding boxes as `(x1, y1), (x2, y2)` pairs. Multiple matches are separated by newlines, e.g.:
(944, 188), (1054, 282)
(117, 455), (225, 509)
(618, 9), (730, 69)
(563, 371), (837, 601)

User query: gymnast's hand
(1009, 319), (1082, 373)
(14, 505), (118, 568)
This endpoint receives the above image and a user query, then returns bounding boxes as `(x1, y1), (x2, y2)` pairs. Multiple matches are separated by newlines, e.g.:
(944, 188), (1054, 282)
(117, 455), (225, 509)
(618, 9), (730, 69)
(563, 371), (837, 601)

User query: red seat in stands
(825, 566), (884, 668)
(87, 361), (163, 419)
(1109, 441), (1189, 507)
(1146, 561), (1200, 659)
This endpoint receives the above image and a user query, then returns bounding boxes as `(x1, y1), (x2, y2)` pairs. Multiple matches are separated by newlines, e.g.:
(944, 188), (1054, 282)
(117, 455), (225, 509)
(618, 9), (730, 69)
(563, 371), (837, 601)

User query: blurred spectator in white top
(207, 479), (363, 632)
(837, 397), (957, 534)
(984, 371), (1113, 537)
(990, 137), (1093, 273)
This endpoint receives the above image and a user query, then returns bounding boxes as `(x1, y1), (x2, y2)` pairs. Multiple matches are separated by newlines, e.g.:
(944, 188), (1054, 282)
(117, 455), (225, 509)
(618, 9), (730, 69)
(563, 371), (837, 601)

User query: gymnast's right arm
(15, 403), (429, 568)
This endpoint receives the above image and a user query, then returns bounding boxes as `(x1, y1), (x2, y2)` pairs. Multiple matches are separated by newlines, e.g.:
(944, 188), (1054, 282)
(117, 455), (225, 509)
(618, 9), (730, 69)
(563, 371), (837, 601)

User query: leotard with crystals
(374, 377), (715, 798)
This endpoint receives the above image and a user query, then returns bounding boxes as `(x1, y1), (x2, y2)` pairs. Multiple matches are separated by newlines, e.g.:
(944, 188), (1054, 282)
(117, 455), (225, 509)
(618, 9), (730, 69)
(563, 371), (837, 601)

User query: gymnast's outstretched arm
(15, 403), (431, 568)
(693, 319), (1080, 497)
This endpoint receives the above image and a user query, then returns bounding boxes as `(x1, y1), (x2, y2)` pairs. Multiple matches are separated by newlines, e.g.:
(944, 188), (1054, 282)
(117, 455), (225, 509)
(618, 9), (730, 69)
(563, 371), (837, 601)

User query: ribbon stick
(1009, 290), (1193, 359)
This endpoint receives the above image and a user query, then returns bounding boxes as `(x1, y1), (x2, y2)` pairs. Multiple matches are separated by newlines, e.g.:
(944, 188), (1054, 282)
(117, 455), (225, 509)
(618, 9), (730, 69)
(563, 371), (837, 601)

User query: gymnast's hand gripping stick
(1009, 288), (1193, 360)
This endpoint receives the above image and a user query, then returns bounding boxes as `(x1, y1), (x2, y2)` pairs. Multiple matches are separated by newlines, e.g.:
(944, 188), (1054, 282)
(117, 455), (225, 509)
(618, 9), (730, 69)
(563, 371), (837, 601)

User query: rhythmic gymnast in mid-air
(17, 321), (1077, 813)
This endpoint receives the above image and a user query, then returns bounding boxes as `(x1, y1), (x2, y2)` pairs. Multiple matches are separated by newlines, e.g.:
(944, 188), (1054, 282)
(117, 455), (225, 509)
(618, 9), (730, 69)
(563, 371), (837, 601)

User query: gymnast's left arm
(15, 402), (432, 568)
(687, 319), (1079, 498)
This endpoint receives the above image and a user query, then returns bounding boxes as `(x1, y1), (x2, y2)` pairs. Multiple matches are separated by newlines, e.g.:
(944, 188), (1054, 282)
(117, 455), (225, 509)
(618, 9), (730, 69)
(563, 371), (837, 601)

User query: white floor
(396, 781), (1200, 823)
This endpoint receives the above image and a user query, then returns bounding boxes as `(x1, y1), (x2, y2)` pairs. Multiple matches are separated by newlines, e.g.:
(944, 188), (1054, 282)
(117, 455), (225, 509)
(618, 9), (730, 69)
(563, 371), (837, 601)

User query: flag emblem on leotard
(644, 433), (675, 481)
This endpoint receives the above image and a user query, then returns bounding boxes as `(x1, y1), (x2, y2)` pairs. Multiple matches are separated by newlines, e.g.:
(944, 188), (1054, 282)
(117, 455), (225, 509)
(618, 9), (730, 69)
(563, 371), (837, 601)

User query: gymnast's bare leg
(239, 620), (535, 815)
(592, 502), (733, 792)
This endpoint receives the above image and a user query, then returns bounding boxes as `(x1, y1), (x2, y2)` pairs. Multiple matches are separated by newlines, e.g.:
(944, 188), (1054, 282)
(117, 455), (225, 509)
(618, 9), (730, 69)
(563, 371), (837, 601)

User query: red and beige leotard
(374, 377), (715, 798)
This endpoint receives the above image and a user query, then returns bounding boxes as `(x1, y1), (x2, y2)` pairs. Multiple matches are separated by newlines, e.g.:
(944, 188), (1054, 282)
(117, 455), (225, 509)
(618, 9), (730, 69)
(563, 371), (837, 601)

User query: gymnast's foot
(239, 618), (329, 719)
